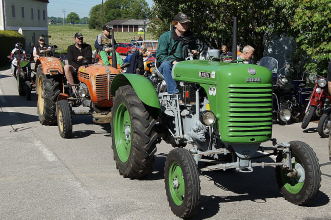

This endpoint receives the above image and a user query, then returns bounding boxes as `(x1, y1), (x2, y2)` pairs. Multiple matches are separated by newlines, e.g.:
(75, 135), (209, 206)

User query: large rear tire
(112, 85), (158, 179)
(36, 66), (60, 125)
(317, 113), (330, 138)
(165, 148), (200, 218)
(276, 141), (321, 205)
(301, 106), (316, 129)
(56, 100), (72, 138)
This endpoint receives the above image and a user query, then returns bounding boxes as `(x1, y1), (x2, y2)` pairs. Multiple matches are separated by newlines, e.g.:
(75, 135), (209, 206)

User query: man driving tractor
(33, 36), (50, 62)
(64, 33), (92, 92)
(156, 12), (198, 94)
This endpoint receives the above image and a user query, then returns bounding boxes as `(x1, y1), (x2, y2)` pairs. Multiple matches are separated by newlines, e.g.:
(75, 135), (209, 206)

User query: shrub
(0, 31), (25, 66)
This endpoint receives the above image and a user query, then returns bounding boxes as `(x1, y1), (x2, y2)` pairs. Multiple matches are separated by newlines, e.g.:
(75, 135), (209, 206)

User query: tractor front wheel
(17, 72), (25, 96)
(276, 141), (321, 205)
(56, 100), (72, 138)
(165, 148), (200, 218)
(112, 85), (158, 179)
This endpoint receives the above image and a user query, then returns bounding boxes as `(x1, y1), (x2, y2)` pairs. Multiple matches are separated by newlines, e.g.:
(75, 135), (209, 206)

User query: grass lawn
(49, 24), (154, 54)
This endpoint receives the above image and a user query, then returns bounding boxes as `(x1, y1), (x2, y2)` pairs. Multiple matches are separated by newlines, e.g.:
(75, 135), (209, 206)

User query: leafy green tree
(66, 12), (80, 25)
(89, 0), (150, 29)
(80, 17), (89, 24)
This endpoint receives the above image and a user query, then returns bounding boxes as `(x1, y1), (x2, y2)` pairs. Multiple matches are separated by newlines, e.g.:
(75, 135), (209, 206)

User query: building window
(38, 9), (40, 20)
(43, 10), (46, 20)
(21, 7), (25, 18)
(31, 8), (34, 20)
(12, 5), (16, 17)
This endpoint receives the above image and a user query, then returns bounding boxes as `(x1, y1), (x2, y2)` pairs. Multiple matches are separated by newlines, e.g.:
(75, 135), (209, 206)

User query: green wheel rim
(168, 162), (185, 206)
(114, 104), (132, 163)
(282, 159), (305, 194)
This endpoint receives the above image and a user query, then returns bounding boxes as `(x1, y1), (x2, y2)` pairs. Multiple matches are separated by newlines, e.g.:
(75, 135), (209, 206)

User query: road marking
(34, 139), (58, 162)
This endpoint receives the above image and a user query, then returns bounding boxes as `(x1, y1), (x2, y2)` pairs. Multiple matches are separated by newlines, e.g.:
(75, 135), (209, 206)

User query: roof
(36, 0), (49, 3)
(108, 19), (150, 26)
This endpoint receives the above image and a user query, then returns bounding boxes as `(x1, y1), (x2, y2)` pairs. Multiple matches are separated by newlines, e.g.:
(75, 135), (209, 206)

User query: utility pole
(62, 9), (66, 25)
(101, 0), (104, 25)
(143, 19), (146, 41)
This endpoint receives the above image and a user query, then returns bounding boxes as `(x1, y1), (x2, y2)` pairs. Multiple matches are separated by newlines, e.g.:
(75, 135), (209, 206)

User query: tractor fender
(111, 74), (160, 109)
(36, 57), (64, 75)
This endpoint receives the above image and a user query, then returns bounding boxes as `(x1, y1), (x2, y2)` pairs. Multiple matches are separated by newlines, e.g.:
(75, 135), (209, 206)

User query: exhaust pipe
(112, 29), (117, 68)
(231, 16), (237, 61)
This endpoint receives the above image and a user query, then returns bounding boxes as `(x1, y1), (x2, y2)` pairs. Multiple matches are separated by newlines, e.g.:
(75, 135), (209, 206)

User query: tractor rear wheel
(317, 113), (330, 138)
(301, 106), (316, 129)
(165, 148), (200, 218)
(112, 85), (158, 179)
(36, 66), (60, 125)
(276, 141), (321, 205)
(56, 100), (72, 138)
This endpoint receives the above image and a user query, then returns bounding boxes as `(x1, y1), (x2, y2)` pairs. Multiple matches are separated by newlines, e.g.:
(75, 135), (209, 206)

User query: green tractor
(110, 21), (321, 218)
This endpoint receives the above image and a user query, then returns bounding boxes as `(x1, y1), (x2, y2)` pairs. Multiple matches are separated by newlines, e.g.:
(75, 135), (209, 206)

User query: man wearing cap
(95, 24), (119, 66)
(33, 36), (50, 62)
(156, 12), (197, 94)
(64, 33), (92, 86)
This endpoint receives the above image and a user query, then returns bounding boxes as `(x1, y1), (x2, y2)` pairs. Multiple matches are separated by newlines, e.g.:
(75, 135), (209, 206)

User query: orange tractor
(36, 33), (122, 138)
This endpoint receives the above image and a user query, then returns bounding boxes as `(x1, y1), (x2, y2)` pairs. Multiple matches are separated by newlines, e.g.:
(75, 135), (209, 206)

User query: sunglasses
(77, 37), (84, 40)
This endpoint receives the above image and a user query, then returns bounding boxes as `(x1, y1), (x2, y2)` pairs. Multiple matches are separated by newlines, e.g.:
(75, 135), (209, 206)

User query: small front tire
(165, 148), (200, 218)
(276, 141), (321, 205)
(56, 100), (72, 138)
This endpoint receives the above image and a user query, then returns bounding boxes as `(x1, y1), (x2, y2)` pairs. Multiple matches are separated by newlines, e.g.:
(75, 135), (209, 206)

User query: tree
(88, 0), (150, 29)
(80, 17), (89, 24)
(66, 12), (80, 25)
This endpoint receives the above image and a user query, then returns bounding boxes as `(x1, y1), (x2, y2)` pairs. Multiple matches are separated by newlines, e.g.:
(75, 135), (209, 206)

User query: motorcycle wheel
(301, 106), (316, 129)
(317, 113), (330, 138)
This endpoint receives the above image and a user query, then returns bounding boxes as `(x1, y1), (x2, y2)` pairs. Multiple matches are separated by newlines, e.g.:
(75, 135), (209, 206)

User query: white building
(0, 0), (49, 52)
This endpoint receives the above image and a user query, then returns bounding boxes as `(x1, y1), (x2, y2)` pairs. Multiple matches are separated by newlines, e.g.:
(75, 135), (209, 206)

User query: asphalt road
(0, 68), (330, 220)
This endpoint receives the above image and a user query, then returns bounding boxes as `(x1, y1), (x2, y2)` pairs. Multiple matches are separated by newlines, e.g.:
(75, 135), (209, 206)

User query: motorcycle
(301, 75), (331, 129)
(259, 57), (311, 124)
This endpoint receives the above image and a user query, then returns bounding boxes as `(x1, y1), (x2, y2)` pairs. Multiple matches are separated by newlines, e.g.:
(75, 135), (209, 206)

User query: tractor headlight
(201, 111), (216, 126)
(279, 109), (291, 122)
(78, 83), (89, 98)
(317, 78), (327, 87)
(316, 87), (322, 93)
(280, 77), (288, 85)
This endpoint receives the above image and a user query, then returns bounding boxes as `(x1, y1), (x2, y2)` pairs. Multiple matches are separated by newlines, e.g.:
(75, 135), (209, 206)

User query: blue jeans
(159, 61), (178, 94)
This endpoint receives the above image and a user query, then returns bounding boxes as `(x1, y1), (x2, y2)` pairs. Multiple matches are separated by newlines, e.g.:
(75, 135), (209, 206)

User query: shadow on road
(0, 111), (39, 127)
(147, 152), (330, 219)
(0, 95), (37, 107)
(303, 127), (317, 133)
(0, 74), (11, 79)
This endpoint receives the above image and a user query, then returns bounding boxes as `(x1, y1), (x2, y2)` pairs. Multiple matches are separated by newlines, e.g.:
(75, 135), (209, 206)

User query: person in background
(10, 43), (26, 77)
(95, 24), (117, 66)
(220, 45), (232, 58)
(64, 33), (92, 88)
(33, 36), (50, 61)
(156, 12), (197, 94)
(138, 36), (143, 41)
(239, 45), (255, 64)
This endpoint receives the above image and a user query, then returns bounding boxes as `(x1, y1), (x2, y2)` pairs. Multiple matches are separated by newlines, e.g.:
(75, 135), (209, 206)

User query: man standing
(156, 12), (197, 94)
(64, 33), (92, 86)
(95, 24), (117, 66)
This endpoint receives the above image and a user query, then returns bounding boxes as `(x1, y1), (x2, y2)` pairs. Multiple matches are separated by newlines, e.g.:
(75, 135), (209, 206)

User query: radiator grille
(95, 74), (117, 101)
(227, 84), (272, 137)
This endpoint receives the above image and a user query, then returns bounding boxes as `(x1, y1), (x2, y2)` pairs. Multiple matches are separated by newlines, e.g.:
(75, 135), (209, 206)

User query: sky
(48, 0), (154, 18)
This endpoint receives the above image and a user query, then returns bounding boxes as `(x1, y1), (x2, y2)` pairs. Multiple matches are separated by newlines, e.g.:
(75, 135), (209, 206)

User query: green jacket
(156, 30), (195, 64)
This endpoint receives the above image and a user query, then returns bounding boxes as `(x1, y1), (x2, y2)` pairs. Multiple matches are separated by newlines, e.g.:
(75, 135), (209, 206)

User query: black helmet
(103, 24), (113, 32)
